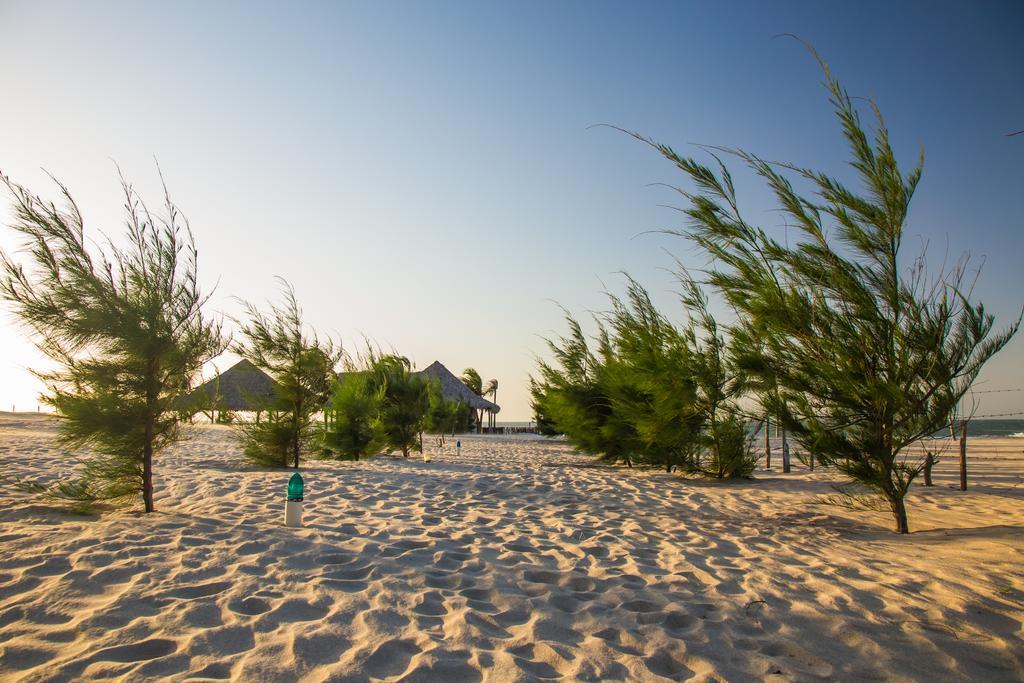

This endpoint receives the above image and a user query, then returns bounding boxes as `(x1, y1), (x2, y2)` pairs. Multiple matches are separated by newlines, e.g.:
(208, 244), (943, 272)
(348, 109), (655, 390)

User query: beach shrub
(324, 367), (383, 461)
(529, 383), (561, 436)
(424, 380), (470, 443)
(372, 354), (429, 457)
(237, 412), (296, 467)
(635, 49), (1019, 531)
(533, 276), (751, 477)
(533, 315), (644, 466)
(687, 414), (757, 479)
(233, 280), (339, 468)
(0, 169), (225, 512)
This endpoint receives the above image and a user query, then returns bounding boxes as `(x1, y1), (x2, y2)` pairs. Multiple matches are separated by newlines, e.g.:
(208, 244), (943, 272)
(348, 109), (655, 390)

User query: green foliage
(424, 380), (468, 442)
(0, 169), (225, 512)
(636, 49), (1019, 531)
(324, 368), (383, 461)
(532, 315), (639, 466)
(461, 368), (483, 395)
(233, 279), (339, 469)
(236, 412), (296, 467)
(324, 348), (466, 459)
(372, 355), (429, 457)
(529, 382), (561, 436)
(532, 275), (751, 478)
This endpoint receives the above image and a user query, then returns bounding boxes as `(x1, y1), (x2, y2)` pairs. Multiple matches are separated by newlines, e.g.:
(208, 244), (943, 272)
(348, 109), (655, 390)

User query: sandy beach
(0, 412), (1022, 681)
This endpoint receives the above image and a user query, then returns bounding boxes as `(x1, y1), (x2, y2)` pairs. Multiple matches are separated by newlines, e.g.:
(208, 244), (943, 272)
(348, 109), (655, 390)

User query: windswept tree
(234, 279), (339, 468)
(0, 169), (225, 512)
(324, 358), (383, 461)
(461, 367), (484, 430)
(461, 367), (496, 431)
(674, 276), (756, 478)
(534, 273), (754, 478)
(373, 355), (429, 457)
(634, 50), (1019, 532)
(424, 380), (470, 444)
(461, 367), (483, 396)
(532, 315), (642, 466)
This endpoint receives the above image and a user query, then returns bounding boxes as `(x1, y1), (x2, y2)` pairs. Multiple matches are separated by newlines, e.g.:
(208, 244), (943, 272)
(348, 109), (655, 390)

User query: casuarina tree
(234, 279), (339, 468)
(324, 363), (383, 461)
(0, 169), (225, 512)
(373, 355), (429, 457)
(632, 49), (1019, 532)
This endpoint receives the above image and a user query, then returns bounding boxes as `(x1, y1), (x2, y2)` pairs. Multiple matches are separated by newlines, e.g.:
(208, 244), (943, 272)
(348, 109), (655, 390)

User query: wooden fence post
(959, 419), (967, 491)
(782, 429), (791, 473)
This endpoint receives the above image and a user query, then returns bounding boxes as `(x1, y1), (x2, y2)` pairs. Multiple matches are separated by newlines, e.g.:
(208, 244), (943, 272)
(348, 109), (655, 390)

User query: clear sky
(1, 1), (1022, 420)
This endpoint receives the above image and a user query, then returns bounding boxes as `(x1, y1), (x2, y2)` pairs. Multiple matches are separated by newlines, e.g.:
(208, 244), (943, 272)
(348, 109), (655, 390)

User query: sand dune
(1, 413), (1022, 681)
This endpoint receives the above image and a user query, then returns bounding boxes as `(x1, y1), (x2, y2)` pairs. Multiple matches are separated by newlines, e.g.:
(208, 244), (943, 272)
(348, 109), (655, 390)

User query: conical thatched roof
(415, 361), (500, 413)
(190, 359), (279, 411)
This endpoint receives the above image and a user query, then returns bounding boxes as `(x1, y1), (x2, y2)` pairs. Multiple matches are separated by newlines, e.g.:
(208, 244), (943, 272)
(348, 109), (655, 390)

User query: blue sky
(1, 1), (1022, 419)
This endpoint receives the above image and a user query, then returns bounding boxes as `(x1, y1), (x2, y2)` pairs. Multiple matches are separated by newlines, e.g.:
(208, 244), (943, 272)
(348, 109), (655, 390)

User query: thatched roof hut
(190, 359), (279, 411)
(414, 361), (499, 413)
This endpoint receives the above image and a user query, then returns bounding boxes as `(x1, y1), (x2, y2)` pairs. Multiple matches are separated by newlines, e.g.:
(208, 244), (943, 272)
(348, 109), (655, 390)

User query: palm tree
(483, 378), (498, 430)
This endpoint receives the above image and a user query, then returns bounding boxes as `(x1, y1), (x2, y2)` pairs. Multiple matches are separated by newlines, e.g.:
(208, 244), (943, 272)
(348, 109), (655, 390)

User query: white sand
(0, 413), (1022, 681)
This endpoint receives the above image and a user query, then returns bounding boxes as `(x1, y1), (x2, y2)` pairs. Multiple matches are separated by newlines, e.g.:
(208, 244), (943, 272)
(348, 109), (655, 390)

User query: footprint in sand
(644, 647), (694, 679)
(25, 557), (72, 576)
(362, 638), (419, 679)
(1, 645), (53, 671)
(234, 541), (267, 556)
(563, 576), (596, 592)
(523, 569), (560, 584)
(90, 638), (177, 663)
(412, 592), (448, 617)
(167, 581), (232, 600)
(549, 594), (583, 614)
(228, 597), (272, 616)
(493, 607), (531, 627)
(401, 657), (482, 682)
(511, 657), (561, 681)
(325, 564), (375, 581)
(265, 598), (329, 623)
(188, 662), (232, 679)
(662, 611), (698, 632)
(621, 599), (663, 613)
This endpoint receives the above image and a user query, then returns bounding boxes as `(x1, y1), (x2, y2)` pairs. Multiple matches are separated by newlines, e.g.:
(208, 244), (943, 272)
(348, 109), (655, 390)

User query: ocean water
(501, 419), (1024, 437)
(936, 418), (1024, 438)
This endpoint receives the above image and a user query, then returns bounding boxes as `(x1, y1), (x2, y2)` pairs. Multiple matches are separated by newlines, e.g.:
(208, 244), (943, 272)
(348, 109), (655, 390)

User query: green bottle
(287, 472), (304, 502)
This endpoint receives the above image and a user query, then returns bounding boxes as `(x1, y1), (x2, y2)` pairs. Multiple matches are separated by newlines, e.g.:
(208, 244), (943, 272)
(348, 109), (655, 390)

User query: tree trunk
(402, 444), (409, 458)
(959, 419), (968, 491)
(143, 417), (155, 513)
(764, 417), (771, 469)
(923, 451), (935, 486)
(889, 493), (909, 534)
(292, 418), (300, 469)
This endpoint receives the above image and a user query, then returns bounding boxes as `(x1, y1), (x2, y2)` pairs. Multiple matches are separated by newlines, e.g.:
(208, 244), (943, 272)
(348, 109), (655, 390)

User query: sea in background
(499, 419), (1024, 438)
(936, 418), (1024, 438)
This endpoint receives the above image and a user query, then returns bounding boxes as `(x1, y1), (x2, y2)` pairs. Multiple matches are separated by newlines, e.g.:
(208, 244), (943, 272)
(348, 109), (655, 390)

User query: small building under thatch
(188, 359), (279, 416)
(191, 358), (500, 430)
(414, 361), (499, 431)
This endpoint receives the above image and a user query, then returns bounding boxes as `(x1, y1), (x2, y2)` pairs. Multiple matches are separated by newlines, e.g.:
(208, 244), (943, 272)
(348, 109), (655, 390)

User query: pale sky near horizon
(1, 1), (1022, 421)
